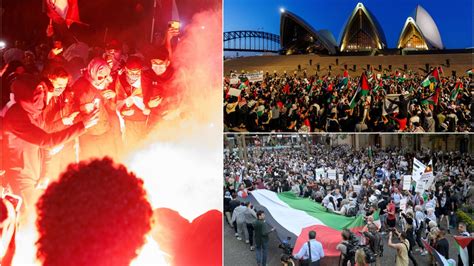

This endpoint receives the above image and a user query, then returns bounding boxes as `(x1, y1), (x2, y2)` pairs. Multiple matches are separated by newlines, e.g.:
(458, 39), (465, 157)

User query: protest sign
(327, 169), (337, 180)
(228, 88), (241, 97)
(402, 175), (412, 191)
(412, 158), (426, 182)
(315, 168), (325, 180)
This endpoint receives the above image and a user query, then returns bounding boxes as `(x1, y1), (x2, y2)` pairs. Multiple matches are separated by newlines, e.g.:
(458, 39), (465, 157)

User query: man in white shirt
(294, 230), (325, 265)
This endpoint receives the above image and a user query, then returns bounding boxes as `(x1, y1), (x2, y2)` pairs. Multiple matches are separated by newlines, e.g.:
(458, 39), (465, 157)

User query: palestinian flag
(45, 0), (81, 27)
(450, 82), (463, 101)
(349, 73), (371, 109)
(454, 236), (473, 266)
(425, 87), (441, 107)
(248, 190), (379, 257)
(373, 80), (383, 92)
(467, 69), (473, 75)
(421, 67), (440, 87)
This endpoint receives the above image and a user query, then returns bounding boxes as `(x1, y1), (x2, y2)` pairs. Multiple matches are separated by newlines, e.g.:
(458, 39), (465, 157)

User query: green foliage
(456, 210), (474, 232)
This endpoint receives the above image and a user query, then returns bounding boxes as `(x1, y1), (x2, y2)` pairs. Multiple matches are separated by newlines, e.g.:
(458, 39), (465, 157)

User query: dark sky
(224, 0), (473, 49)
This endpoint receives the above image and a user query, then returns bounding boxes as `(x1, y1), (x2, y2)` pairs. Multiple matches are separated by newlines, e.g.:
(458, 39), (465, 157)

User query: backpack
(342, 239), (359, 259)
(363, 246), (377, 263)
(346, 205), (358, 217)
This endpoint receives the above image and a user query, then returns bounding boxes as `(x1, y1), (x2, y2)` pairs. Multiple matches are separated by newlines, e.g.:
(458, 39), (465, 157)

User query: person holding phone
(72, 58), (119, 160)
(3, 74), (98, 211)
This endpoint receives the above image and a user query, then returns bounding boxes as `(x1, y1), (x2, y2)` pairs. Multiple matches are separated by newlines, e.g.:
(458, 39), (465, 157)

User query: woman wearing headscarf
(72, 57), (120, 160)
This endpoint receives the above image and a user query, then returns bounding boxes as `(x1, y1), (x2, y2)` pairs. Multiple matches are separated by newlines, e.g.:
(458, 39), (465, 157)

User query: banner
(382, 94), (400, 115)
(246, 71), (264, 82)
(422, 172), (435, 190)
(402, 175), (412, 191)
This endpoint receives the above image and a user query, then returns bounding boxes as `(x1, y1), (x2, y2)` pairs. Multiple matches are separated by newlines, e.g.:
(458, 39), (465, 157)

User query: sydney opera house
(280, 2), (444, 55)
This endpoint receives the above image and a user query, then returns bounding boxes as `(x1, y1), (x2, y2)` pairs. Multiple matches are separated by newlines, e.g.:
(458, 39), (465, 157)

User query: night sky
(224, 0), (473, 49)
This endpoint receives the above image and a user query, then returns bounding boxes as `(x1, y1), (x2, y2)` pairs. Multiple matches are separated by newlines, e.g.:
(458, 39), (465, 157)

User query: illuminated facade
(339, 3), (387, 52)
(280, 10), (337, 55)
(278, 3), (444, 55)
(397, 5), (444, 50)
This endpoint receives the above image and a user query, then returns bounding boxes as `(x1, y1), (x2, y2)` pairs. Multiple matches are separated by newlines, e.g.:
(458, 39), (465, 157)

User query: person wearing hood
(3, 73), (98, 211)
(115, 56), (153, 150)
(72, 57), (119, 160)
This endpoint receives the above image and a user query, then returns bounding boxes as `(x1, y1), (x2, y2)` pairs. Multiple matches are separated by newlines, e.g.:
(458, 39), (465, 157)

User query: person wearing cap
(72, 57), (119, 160)
(3, 73), (98, 211)
(142, 27), (179, 131)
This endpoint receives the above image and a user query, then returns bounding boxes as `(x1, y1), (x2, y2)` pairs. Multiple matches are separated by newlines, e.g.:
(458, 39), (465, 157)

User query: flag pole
(150, 0), (157, 43)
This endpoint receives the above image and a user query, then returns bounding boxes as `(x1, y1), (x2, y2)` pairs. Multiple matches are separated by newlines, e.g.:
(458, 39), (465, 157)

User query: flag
(421, 67), (440, 87)
(422, 239), (455, 266)
(283, 84), (290, 94)
(248, 190), (380, 257)
(467, 69), (473, 75)
(45, 0), (81, 27)
(450, 82), (463, 101)
(454, 236), (473, 266)
(326, 83), (333, 92)
(374, 80), (383, 92)
(349, 73), (371, 109)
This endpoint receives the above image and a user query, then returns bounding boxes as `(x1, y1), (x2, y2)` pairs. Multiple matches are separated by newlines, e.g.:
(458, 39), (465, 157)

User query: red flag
(283, 84), (290, 94)
(343, 70), (349, 78)
(326, 83), (333, 92)
(45, 0), (81, 28)
(432, 67), (440, 82)
(360, 73), (371, 94)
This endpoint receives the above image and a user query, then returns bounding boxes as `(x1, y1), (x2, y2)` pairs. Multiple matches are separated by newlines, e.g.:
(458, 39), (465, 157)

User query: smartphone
(168, 20), (180, 30)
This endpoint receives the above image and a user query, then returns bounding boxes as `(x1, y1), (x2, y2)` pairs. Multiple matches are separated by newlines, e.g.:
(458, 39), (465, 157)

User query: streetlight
(280, 7), (285, 13)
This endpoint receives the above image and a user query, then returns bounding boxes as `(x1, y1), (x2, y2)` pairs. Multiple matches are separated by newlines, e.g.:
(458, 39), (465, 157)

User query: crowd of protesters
(0, 27), (180, 216)
(224, 140), (473, 265)
(224, 69), (473, 132)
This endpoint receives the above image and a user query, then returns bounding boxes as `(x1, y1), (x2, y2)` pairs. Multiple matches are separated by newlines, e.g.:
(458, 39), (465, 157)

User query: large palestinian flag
(248, 190), (379, 257)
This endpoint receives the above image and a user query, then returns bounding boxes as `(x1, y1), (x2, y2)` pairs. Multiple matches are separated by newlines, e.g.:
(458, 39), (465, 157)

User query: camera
(278, 236), (293, 255)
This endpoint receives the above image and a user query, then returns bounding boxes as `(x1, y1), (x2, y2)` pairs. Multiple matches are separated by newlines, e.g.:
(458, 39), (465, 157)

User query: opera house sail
(280, 10), (337, 55)
(339, 3), (387, 52)
(397, 5), (444, 50)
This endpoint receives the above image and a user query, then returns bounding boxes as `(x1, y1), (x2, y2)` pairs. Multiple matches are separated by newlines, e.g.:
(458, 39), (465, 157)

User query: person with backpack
(388, 229), (410, 266)
(362, 223), (382, 266)
(294, 230), (325, 266)
(337, 229), (358, 266)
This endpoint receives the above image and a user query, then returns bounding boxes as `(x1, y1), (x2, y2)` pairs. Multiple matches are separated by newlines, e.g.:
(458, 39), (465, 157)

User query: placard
(228, 88), (241, 97)
(402, 175), (412, 191)
(315, 168), (325, 180)
(327, 169), (337, 180)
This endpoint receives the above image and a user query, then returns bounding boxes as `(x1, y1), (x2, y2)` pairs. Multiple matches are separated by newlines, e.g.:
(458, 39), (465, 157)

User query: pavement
(224, 218), (461, 266)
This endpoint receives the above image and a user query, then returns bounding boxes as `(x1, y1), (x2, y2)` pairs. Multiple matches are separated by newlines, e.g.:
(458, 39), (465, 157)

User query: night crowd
(0, 27), (180, 216)
(224, 70), (473, 133)
(224, 141), (473, 265)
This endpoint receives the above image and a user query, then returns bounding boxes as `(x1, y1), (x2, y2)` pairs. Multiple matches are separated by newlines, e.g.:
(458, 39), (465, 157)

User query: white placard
(412, 158), (426, 182)
(315, 168), (325, 180)
(230, 73), (239, 85)
(228, 88), (241, 97)
(402, 175), (412, 191)
(327, 169), (337, 180)
(400, 198), (407, 213)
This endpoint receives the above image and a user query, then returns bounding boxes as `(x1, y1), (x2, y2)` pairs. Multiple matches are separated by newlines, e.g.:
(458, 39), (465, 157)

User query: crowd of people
(0, 27), (180, 214)
(224, 69), (473, 132)
(224, 140), (473, 265)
